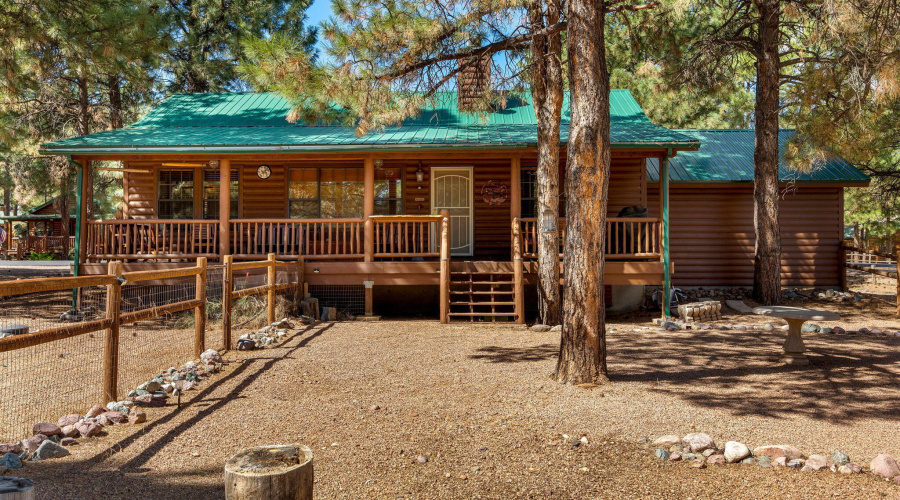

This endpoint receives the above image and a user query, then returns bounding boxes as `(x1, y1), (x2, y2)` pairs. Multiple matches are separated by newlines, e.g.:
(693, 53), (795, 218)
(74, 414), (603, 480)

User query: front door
(432, 167), (474, 256)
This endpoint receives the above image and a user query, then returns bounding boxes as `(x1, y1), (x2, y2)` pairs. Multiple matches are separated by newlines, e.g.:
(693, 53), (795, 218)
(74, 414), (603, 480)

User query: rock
(57, 414), (81, 428)
(702, 449), (716, 458)
(870, 454), (900, 479)
(725, 300), (753, 313)
(801, 455), (828, 471)
(103, 411), (127, 424)
(0, 452), (22, 469)
(95, 415), (112, 426)
(707, 454), (726, 465)
(691, 458), (707, 469)
(682, 433), (716, 453)
(773, 457), (787, 467)
(740, 457), (755, 465)
(762, 323), (774, 331)
(531, 324), (551, 333)
(60, 425), (78, 438)
(236, 338), (256, 350)
(655, 448), (670, 460)
(200, 349), (223, 365)
(85, 405), (105, 418)
(752, 445), (803, 461)
(682, 453), (697, 461)
(801, 323), (820, 333)
(833, 327), (846, 335)
(832, 450), (850, 466)
(669, 452), (682, 461)
(59, 438), (77, 447)
(0, 444), (22, 455)
(416, 455), (428, 463)
(659, 321), (680, 331)
(838, 463), (862, 474)
(652, 435), (682, 447)
(859, 327), (871, 334)
(133, 394), (154, 405)
(786, 459), (805, 469)
(30, 440), (70, 461)
(821, 327), (834, 334)
(756, 456), (772, 468)
(106, 402), (130, 414)
(21, 435), (47, 453)
(550, 325), (562, 332)
(74, 420), (102, 438)
(128, 410), (147, 424)
(32, 422), (62, 437)
(724, 441), (751, 463)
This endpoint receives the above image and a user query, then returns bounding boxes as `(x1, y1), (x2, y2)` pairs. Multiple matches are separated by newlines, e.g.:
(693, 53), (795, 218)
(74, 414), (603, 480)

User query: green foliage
(28, 251), (56, 261)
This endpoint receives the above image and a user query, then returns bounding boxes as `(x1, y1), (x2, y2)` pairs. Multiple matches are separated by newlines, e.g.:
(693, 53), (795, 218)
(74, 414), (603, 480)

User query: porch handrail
(370, 214), (443, 259)
(230, 219), (364, 260)
(85, 219), (219, 260)
(517, 216), (661, 260)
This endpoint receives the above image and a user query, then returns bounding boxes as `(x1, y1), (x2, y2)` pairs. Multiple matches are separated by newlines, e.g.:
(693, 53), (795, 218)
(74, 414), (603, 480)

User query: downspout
(661, 148), (673, 318)
(69, 156), (83, 309)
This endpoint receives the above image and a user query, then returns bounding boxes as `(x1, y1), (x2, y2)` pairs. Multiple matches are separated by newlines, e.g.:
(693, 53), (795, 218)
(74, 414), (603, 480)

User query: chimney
(456, 55), (491, 112)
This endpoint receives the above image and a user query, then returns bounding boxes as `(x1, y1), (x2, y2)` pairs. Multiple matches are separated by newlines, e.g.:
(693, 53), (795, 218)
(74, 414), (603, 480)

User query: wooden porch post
(76, 158), (91, 268)
(510, 157), (521, 261)
(217, 160), (231, 260)
(660, 151), (671, 319)
(439, 209), (451, 324)
(364, 157), (375, 262)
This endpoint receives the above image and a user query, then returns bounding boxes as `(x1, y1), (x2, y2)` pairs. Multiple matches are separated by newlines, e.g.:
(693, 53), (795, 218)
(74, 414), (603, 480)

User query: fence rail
(840, 244), (900, 315)
(85, 219), (219, 260)
(15, 235), (75, 259)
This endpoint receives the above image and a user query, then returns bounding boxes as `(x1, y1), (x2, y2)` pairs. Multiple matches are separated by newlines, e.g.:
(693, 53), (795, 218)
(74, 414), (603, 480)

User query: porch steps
(447, 270), (519, 323)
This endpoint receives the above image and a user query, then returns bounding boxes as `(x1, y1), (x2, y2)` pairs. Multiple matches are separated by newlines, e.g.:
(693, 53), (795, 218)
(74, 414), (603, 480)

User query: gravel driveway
(15, 318), (900, 499)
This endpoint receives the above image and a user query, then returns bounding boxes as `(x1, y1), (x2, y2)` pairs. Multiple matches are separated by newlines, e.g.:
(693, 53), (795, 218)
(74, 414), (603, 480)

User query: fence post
(267, 253), (277, 325)
(512, 217), (525, 324)
(103, 260), (122, 404)
(195, 257), (207, 358)
(439, 210), (450, 324)
(223, 255), (233, 350)
(839, 244), (848, 292)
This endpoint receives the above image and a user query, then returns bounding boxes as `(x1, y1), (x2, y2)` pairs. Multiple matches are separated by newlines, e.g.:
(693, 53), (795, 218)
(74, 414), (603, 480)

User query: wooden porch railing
(15, 235), (76, 259)
(230, 219), (364, 260)
(85, 220), (219, 260)
(371, 215), (442, 259)
(518, 217), (661, 260)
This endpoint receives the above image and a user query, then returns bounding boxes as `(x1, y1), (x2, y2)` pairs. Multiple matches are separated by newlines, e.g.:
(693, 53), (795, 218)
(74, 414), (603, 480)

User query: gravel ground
(14, 304), (900, 499)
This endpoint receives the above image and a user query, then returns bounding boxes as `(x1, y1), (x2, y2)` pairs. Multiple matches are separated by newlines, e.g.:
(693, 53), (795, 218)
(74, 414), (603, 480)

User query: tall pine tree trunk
(752, 0), (782, 305)
(555, 0), (611, 384)
(529, 0), (563, 326)
(108, 74), (123, 129)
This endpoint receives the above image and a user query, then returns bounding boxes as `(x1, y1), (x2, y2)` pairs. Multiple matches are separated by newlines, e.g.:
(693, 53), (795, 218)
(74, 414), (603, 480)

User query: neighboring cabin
(39, 91), (867, 319)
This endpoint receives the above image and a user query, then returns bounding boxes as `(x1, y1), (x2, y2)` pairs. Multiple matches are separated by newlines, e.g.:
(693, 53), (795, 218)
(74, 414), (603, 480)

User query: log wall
(648, 185), (844, 287)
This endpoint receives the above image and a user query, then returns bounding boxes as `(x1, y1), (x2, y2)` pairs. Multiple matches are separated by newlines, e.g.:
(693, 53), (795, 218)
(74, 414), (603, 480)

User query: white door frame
(431, 166), (475, 257)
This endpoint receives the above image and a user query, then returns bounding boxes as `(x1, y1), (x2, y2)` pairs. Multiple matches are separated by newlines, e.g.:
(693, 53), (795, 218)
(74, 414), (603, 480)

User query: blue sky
(307, 0), (333, 28)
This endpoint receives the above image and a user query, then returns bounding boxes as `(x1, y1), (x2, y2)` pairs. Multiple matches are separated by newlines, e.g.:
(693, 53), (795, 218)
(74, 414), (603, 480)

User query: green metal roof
(647, 129), (869, 184)
(40, 90), (698, 155)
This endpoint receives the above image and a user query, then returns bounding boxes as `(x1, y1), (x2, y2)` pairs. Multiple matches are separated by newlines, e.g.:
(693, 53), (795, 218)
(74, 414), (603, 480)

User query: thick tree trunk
(108, 74), (123, 129)
(529, 0), (563, 326)
(555, 0), (611, 384)
(752, 0), (782, 305)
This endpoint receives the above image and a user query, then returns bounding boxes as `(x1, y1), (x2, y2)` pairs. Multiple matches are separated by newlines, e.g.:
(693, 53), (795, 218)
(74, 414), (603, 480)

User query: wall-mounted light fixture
(313, 268), (320, 274)
(416, 161), (426, 183)
(542, 209), (557, 233)
(373, 159), (384, 169)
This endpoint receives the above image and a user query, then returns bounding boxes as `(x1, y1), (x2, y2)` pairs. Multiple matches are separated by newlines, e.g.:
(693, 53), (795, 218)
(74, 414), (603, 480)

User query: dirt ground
(14, 297), (900, 499)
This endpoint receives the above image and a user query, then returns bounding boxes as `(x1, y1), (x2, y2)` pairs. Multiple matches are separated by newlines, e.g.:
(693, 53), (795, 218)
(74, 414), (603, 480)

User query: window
(202, 169), (239, 219)
(158, 170), (194, 219)
(520, 168), (566, 218)
(374, 168), (403, 215)
(521, 169), (537, 218)
(288, 168), (365, 218)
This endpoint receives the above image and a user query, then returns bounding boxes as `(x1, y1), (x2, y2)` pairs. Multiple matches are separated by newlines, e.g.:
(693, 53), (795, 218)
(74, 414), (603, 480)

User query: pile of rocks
(648, 432), (900, 484)
(237, 318), (303, 350)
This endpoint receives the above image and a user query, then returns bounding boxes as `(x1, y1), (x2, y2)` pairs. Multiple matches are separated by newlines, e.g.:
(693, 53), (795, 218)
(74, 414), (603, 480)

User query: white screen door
(432, 167), (474, 256)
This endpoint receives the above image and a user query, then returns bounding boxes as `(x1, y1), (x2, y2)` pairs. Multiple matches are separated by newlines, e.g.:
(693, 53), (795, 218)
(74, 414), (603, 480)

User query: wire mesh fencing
(309, 285), (365, 317)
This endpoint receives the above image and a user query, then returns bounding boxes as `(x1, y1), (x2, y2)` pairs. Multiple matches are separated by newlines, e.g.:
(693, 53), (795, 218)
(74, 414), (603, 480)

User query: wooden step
(449, 281), (515, 285)
(449, 290), (514, 295)
(448, 312), (518, 317)
(450, 301), (516, 306)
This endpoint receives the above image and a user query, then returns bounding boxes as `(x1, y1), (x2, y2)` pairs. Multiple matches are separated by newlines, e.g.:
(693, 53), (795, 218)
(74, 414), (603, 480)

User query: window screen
(158, 170), (194, 219)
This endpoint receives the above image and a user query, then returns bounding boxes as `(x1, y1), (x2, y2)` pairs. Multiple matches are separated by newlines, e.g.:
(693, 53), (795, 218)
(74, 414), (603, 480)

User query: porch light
(542, 209), (557, 233)
(374, 159), (384, 169)
(313, 268), (320, 274)
(416, 163), (426, 183)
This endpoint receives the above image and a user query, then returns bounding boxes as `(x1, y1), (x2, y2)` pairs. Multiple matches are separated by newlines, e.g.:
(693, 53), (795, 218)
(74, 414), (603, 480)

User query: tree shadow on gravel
(608, 327), (900, 423)
(468, 344), (558, 363)
(83, 322), (334, 472)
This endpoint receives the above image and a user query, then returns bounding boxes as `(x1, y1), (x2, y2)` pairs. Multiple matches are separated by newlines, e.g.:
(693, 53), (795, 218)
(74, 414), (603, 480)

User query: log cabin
(39, 91), (867, 320)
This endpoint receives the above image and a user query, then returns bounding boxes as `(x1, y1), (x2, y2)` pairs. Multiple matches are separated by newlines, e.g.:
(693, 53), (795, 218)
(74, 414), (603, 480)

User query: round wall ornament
(481, 180), (508, 206)
(257, 165), (271, 179)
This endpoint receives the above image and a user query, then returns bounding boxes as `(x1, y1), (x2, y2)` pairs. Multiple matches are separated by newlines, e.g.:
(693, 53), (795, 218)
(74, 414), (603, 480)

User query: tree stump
(0, 477), (35, 500)
(224, 444), (313, 500)
(299, 298), (319, 320)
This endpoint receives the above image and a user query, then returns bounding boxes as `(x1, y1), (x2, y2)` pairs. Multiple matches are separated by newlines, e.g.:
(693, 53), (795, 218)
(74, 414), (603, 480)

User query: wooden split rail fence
(840, 244), (900, 315)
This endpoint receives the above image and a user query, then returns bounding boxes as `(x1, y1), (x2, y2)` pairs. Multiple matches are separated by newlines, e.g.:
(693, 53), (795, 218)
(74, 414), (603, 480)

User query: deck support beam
(218, 159), (231, 260)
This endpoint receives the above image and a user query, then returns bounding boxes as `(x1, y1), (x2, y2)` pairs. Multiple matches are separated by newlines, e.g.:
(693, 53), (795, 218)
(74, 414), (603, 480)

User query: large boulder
(0, 444), (21, 455)
(0, 452), (22, 469)
(20, 434), (47, 453)
(652, 435), (682, 447)
(682, 433), (716, 453)
(200, 349), (224, 365)
(30, 440), (70, 461)
(752, 445), (803, 461)
(57, 414), (81, 428)
(85, 405), (105, 418)
(724, 441), (751, 463)
(74, 420), (102, 438)
(870, 454), (900, 479)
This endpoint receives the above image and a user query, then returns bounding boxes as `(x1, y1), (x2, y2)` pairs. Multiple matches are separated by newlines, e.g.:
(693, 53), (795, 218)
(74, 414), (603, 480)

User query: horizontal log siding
(648, 185), (844, 287)
(239, 163), (286, 218)
(123, 165), (155, 219)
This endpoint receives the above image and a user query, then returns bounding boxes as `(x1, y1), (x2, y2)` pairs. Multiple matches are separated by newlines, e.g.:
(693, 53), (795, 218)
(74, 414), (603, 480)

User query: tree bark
(108, 74), (123, 129)
(529, 0), (563, 326)
(555, 0), (611, 384)
(752, 0), (782, 305)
